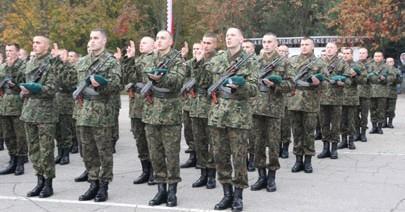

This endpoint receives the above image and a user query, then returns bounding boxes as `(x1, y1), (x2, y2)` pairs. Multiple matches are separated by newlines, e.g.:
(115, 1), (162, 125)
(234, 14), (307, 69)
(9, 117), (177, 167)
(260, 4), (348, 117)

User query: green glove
(152, 68), (168, 75)
(352, 66), (362, 76)
(267, 75), (282, 85)
(331, 75), (346, 82)
(92, 75), (109, 86)
(20, 82), (42, 94)
(223, 75), (246, 87)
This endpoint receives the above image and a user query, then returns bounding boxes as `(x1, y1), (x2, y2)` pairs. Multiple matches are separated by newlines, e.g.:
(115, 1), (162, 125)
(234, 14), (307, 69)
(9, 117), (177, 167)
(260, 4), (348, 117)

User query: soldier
(355, 48), (371, 141)
(75, 29), (121, 202)
(20, 35), (58, 198)
(68, 51), (80, 65)
(250, 33), (293, 192)
(143, 30), (185, 207)
(208, 27), (257, 211)
(67, 50), (80, 154)
(368, 52), (395, 134)
(288, 37), (325, 173)
(277, 45), (289, 57)
(18, 48), (29, 61)
(186, 33), (218, 189)
(317, 42), (352, 159)
(0, 43), (27, 175)
(339, 47), (366, 150)
(123, 37), (156, 185)
(383, 57), (402, 128)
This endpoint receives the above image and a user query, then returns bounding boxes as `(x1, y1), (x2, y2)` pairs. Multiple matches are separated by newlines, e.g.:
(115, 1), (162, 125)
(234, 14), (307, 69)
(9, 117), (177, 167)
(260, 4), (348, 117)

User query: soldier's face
(139, 37), (155, 54)
(32, 36), (49, 56)
(89, 31), (106, 52)
(202, 37), (217, 54)
(300, 39), (314, 55)
(278, 46), (289, 57)
(325, 43), (338, 57)
(192, 43), (202, 58)
(262, 35), (278, 53)
(242, 42), (255, 54)
(226, 28), (243, 49)
(374, 53), (384, 63)
(68, 52), (78, 64)
(5, 45), (19, 63)
(386, 58), (395, 66)
(359, 49), (368, 60)
(155, 31), (173, 52)
(342, 50), (353, 61)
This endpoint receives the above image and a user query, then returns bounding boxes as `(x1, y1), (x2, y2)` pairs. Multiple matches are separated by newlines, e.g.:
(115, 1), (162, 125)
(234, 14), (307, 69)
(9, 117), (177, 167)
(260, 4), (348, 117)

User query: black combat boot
(304, 155), (313, 173)
(133, 160), (150, 184)
(185, 146), (193, 153)
(348, 135), (356, 150)
(192, 168), (208, 187)
(27, 175), (45, 197)
(247, 153), (255, 172)
(39, 178), (53, 198)
(232, 187), (243, 212)
(382, 117), (388, 128)
(59, 148), (70, 165)
(14, 156), (25, 175)
(55, 147), (63, 164)
(0, 138), (4, 151)
(250, 168), (267, 191)
(149, 183), (167, 206)
(266, 170), (277, 192)
(214, 184), (233, 210)
(353, 129), (361, 141)
(360, 128), (368, 142)
(278, 143), (283, 157)
(317, 142), (331, 159)
(79, 180), (99, 201)
(330, 143), (338, 159)
(166, 183), (177, 207)
(23, 155), (29, 163)
(94, 180), (108, 202)
(369, 122), (378, 134)
(70, 139), (79, 154)
(206, 168), (216, 189)
(387, 117), (394, 128)
(338, 135), (348, 149)
(112, 140), (117, 154)
(74, 170), (88, 182)
(291, 155), (304, 173)
(377, 123), (384, 134)
(314, 127), (322, 140)
(148, 165), (156, 185)
(0, 155), (17, 175)
(180, 151), (196, 168)
(280, 143), (289, 159)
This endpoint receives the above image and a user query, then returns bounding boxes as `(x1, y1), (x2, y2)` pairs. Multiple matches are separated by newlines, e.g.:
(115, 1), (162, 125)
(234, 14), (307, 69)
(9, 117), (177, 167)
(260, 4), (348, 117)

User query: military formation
(0, 27), (403, 212)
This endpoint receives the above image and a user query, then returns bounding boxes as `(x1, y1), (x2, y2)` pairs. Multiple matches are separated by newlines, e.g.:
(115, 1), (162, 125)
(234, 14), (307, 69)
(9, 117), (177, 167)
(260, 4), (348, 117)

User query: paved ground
(0, 95), (405, 212)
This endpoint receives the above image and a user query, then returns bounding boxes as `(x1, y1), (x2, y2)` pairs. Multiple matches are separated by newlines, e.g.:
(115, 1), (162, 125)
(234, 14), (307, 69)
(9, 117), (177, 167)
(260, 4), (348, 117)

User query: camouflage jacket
(188, 53), (215, 119)
(254, 51), (293, 118)
(357, 59), (372, 98)
(182, 59), (194, 112)
(368, 62), (395, 98)
(207, 49), (258, 129)
(388, 67), (402, 98)
(0, 59), (26, 116)
(75, 51), (122, 127)
(320, 56), (352, 105)
(342, 60), (367, 106)
(287, 54), (326, 113)
(55, 59), (78, 115)
(20, 53), (58, 123)
(142, 49), (185, 125)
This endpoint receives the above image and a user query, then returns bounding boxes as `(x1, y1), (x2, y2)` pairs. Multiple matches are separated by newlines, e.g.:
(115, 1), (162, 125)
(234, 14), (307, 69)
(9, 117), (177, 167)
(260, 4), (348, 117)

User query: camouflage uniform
(385, 67), (402, 124)
(21, 53), (58, 179)
(142, 49), (185, 184)
(208, 49), (258, 189)
(280, 97), (292, 153)
(356, 59), (371, 139)
(75, 51), (121, 182)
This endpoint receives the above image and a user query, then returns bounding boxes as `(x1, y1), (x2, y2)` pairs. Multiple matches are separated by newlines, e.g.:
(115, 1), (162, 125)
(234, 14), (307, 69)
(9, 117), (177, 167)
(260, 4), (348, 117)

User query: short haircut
(228, 27), (244, 37)
(91, 28), (108, 38)
(157, 30), (173, 40)
(264, 32), (277, 38)
(6, 43), (20, 51)
(203, 32), (218, 40)
(374, 51), (384, 56)
(302, 36), (314, 42)
(342, 47), (353, 54)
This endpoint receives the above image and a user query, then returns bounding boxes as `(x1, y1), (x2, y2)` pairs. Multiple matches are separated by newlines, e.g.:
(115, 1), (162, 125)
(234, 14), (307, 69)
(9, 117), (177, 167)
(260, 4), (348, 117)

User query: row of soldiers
(0, 27), (402, 212)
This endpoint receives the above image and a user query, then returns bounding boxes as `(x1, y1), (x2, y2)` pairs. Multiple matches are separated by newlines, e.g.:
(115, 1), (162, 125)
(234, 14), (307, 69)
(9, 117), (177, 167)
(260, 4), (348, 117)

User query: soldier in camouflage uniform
(318, 42), (352, 159)
(355, 48), (371, 142)
(123, 37), (155, 185)
(20, 36), (58, 198)
(67, 51), (80, 154)
(0, 43), (27, 175)
(54, 49), (77, 165)
(208, 28), (258, 211)
(76, 29), (121, 202)
(368, 52), (396, 134)
(383, 57), (402, 128)
(288, 37), (326, 173)
(143, 30), (185, 207)
(278, 45), (291, 159)
(338, 48), (366, 150)
(185, 33), (217, 189)
(250, 33), (293, 193)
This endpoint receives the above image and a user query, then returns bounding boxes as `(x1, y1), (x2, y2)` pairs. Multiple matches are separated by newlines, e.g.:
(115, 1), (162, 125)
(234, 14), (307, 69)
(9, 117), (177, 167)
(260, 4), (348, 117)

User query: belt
(152, 90), (177, 99)
(83, 95), (108, 101)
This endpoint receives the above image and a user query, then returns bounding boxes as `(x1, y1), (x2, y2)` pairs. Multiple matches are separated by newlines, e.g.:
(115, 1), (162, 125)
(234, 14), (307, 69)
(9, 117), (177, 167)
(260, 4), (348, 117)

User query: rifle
(258, 57), (283, 91)
(293, 58), (318, 87)
(179, 78), (196, 97)
(207, 53), (254, 103)
(140, 50), (181, 103)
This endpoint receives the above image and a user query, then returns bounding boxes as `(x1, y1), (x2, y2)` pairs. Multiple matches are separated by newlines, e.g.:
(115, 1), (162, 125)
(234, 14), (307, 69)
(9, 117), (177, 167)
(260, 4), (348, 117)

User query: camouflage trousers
(247, 130), (255, 155)
(78, 126), (113, 181)
(131, 118), (149, 161)
(210, 127), (249, 189)
(281, 106), (292, 145)
(25, 122), (56, 179)
(73, 120), (83, 157)
(385, 98), (397, 118)
(191, 117), (215, 169)
(252, 115), (281, 171)
(370, 97), (386, 123)
(145, 124), (181, 184)
(182, 110), (194, 151)
(320, 105), (342, 143)
(290, 111), (317, 156)
(356, 97), (370, 131)
(1, 116), (27, 156)
(341, 106), (357, 136)
(56, 114), (73, 149)
(111, 107), (120, 143)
